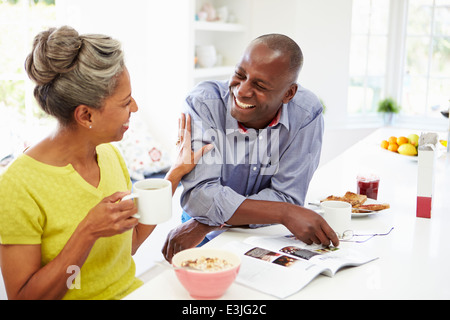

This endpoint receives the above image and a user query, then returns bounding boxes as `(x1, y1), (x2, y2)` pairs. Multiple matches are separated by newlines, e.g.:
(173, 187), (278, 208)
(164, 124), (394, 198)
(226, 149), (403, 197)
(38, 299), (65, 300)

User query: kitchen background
(1, 0), (449, 170)
(0, 0), (449, 299)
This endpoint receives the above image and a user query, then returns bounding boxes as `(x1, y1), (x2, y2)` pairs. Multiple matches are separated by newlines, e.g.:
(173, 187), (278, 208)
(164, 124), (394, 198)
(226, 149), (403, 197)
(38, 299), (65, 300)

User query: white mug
(321, 200), (351, 236)
(122, 178), (172, 225)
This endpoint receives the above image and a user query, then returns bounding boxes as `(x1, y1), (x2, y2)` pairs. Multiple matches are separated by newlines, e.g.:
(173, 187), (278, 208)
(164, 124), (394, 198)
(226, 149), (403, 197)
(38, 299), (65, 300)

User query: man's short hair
(252, 34), (303, 81)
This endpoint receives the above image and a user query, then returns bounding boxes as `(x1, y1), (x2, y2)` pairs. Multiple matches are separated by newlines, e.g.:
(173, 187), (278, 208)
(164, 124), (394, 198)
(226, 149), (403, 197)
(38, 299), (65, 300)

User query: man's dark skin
(162, 38), (339, 262)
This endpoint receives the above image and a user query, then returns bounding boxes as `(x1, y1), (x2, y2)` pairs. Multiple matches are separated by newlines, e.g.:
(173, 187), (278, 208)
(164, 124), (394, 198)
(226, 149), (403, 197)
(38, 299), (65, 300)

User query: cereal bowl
(172, 248), (241, 299)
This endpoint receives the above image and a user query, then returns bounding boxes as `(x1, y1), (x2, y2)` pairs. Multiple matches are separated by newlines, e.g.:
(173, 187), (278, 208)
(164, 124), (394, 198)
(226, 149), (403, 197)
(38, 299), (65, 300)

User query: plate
(351, 198), (387, 217)
(309, 197), (389, 218)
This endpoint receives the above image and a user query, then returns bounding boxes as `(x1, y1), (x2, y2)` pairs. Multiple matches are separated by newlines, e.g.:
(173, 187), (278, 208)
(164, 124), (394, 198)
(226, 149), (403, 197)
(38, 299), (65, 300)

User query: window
(348, 0), (450, 120)
(402, 0), (450, 117)
(348, 0), (390, 115)
(0, 0), (56, 160)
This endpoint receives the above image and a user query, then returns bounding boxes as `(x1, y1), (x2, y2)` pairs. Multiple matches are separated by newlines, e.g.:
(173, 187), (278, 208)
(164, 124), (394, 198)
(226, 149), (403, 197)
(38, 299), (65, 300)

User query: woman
(0, 26), (210, 300)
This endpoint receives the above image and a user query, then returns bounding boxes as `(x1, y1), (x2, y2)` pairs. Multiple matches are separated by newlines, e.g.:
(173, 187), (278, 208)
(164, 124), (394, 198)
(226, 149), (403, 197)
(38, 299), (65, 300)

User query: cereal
(181, 256), (233, 272)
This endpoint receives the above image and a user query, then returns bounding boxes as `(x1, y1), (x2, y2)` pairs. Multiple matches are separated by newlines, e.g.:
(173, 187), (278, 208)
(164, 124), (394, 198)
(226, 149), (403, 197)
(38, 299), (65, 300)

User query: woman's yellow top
(0, 143), (142, 299)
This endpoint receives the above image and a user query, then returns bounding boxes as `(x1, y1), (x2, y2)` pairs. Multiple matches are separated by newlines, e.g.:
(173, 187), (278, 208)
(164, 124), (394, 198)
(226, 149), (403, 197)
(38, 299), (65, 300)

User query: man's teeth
(236, 98), (255, 109)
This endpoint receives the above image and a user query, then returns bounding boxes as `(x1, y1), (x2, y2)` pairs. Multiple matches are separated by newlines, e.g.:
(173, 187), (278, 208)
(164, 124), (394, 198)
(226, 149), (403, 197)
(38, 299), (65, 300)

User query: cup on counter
(356, 173), (380, 200)
(321, 200), (352, 236)
(122, 178), (172, 225)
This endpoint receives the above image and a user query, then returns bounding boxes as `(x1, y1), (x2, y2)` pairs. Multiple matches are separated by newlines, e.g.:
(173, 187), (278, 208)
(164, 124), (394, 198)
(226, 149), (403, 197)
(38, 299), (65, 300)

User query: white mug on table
(321, 200), (351, 236)
(122, 178), (172, 225)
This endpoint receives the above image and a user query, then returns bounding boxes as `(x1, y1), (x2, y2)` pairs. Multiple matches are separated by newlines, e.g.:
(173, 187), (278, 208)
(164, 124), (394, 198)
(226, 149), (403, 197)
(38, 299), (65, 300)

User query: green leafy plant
(377, 97), (401, 114)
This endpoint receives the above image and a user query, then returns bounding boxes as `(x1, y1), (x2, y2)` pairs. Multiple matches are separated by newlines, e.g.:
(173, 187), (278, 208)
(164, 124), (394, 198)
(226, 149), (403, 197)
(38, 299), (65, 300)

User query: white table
(125, 127), (450, 300)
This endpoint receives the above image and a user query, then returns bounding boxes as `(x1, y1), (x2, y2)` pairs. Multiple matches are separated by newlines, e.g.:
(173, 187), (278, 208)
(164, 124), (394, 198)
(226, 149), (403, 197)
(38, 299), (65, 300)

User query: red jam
(357, 176), (380, 200)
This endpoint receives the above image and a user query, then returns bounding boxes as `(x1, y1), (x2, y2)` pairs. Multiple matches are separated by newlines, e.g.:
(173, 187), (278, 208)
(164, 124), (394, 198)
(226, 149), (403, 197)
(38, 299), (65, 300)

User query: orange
(388, 142), (399, 152)
(397, 136), (409, 145)
(380, 140), (389, 149)
(388, 136), (397, 144)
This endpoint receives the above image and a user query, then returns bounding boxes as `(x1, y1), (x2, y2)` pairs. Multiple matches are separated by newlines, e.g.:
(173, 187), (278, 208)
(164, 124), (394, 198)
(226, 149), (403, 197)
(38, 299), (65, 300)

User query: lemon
(408, 134), (419, 147)
(398, 143), (418, 156)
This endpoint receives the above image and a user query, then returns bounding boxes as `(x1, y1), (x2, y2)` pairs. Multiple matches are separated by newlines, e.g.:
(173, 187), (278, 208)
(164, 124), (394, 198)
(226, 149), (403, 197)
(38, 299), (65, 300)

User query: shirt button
(259, 135), (263, 140)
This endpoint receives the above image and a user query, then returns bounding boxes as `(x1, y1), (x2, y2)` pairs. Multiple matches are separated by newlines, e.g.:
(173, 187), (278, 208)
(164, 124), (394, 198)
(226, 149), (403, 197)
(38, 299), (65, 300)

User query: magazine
(224, 234), (378, 298)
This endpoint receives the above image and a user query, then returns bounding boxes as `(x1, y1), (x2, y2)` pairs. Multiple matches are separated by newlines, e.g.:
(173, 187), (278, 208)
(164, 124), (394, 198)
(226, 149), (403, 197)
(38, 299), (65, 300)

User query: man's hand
(162, 201), (339, 263)
(227, 199), (339, 247)
(281, 206), (339, 247)
(162, 219), (219, 263)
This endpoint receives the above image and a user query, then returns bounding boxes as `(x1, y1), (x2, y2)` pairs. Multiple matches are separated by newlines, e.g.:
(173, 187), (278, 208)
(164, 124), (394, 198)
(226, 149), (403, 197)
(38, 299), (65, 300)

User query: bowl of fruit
(380, 134), (419, 158)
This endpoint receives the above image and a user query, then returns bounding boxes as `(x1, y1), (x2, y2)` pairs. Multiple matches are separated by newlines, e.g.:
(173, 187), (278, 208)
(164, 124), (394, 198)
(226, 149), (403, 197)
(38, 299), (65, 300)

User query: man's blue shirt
(181, 80), (324, 227)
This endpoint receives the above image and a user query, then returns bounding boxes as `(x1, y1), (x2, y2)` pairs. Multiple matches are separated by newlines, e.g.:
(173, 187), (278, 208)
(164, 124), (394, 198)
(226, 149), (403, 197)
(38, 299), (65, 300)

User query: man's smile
(234, 96), (256, 109)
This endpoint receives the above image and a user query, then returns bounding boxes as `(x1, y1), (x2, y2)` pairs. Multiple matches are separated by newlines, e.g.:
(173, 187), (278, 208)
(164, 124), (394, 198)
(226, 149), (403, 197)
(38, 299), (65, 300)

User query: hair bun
(25, 26), (82, 85)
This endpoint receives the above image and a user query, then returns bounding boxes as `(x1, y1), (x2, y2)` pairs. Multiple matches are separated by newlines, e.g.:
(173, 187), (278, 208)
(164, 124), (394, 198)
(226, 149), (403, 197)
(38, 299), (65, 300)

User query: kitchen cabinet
(190, 0), (251, 86)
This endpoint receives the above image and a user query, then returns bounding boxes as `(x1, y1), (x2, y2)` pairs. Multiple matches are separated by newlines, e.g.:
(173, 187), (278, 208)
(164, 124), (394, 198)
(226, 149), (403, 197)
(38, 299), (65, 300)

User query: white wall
(57, 0), (191, 148)
(295, 0), (353, 127)
(249, 0), (298, 38)
(249, 0), (357, 164)
(250, 0), (353, 127)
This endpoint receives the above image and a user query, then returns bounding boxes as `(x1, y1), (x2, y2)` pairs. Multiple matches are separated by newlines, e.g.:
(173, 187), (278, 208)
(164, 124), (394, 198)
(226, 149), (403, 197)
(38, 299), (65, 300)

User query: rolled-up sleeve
(182, 175), (246, 226)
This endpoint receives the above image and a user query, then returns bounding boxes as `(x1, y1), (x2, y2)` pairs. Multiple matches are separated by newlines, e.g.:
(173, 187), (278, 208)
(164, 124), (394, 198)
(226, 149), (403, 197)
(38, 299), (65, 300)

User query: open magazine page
(223, 235), (378, 299)
(244, 234), (378, 275)
(224, 241), (329, 299)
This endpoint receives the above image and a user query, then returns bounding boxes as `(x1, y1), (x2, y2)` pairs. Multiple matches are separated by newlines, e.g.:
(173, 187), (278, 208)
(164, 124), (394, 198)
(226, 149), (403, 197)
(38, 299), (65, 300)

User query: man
(162, 34), (338, 262)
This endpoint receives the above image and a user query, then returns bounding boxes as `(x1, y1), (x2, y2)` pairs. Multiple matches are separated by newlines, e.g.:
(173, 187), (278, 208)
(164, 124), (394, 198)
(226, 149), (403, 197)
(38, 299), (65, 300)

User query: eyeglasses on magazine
(336, 227), (394, 243)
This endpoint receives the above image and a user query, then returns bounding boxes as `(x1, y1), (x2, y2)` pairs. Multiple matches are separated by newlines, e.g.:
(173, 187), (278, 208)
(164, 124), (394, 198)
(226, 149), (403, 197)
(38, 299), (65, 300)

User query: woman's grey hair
(25, 25), (124, 126)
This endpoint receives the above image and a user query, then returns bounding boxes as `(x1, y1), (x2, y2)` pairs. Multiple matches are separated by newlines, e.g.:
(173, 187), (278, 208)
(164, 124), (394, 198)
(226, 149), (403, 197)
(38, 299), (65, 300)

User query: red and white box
(416, 134), (437, 219)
